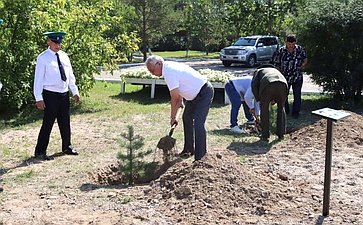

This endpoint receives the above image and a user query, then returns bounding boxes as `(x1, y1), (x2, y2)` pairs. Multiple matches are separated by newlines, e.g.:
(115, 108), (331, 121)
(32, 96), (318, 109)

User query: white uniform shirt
(162, 61), (207, 101)
(230, 76), (260, 116)
(33, 48), (79, 102)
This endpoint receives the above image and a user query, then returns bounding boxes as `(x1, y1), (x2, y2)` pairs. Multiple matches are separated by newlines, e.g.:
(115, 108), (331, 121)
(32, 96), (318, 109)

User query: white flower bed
(120, 68), (233, 83)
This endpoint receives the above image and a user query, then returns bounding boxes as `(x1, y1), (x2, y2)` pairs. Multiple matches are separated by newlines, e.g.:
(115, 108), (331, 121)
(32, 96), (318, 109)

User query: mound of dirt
(139, 150), (319, 224)
(100, 111), (363, 224)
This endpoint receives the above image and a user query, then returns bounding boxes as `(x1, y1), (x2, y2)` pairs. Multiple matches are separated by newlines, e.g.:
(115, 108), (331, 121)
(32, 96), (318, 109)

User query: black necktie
(56, 53), (67, 81)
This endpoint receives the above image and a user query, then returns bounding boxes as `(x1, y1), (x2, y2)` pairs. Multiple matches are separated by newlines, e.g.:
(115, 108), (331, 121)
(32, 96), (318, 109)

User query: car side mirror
(257, 43), (264, 47)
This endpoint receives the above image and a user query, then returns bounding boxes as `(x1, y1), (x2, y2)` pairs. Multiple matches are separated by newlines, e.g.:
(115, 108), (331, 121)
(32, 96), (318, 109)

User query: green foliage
(122, 0), (179, 61)
(269, 104), (277, 134)
(117, 125), (152, 185)
(0, 0), (138, 112)
(180, 0), (228, 53)
(0, 0), (45, 111)
(155, 50), (219, 59)
(295, 0), (363, 99)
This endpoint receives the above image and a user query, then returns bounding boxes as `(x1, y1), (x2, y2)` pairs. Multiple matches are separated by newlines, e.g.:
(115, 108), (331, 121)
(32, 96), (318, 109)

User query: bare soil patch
(1, 111), (362, 225)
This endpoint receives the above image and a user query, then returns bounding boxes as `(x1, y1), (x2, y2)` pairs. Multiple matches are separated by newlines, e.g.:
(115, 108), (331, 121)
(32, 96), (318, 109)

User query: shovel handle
(169, 108), (182, 136)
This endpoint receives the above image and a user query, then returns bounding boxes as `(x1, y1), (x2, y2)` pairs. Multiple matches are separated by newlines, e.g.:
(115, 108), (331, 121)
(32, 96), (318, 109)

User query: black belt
(43, 89), (68, 95)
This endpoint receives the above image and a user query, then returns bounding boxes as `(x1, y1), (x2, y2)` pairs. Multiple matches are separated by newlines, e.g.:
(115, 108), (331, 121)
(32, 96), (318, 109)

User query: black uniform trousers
(259, 82), (288, 139)
(35, 90), (71, 156)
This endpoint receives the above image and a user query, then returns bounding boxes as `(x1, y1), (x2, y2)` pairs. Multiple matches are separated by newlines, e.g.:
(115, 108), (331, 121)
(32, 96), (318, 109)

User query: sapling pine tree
(117, 125), (152, 185)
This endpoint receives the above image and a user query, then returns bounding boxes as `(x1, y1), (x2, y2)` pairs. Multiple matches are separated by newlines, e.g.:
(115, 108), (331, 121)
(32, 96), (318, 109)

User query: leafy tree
(0, 0), (137, 112)
(184, 0), (227, 54)
(0, 0), (44, 111)
(117, 125), (152, 185)
(224, 0), (306, 43)
(121, 0), (180, 61)
(295, 0), (363, 99)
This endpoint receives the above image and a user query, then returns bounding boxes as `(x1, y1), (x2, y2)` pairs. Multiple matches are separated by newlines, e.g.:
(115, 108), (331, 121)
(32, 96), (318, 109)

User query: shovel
(157, 108), (182, 152)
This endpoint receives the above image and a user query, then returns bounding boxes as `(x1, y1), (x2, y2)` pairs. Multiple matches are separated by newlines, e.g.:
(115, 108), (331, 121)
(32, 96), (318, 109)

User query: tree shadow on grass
(0, 98), (101, 129)
(0, 152), (70, 177)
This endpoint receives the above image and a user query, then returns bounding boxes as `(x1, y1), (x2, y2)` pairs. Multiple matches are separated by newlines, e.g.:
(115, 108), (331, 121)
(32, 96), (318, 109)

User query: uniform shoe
(62, 146), (79, 155)
(35, 154), (54, 161)
(230, 125), (246, 134)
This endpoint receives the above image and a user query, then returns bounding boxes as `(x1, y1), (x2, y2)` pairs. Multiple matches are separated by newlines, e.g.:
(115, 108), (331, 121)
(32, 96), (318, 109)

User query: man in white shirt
(33, 31), (80, 160)
(146, 55), (214, 161)
(225, 76), (260, 134)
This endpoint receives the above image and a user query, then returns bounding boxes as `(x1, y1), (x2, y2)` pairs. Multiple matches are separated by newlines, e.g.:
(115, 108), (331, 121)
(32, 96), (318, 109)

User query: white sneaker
(230, 125), (246, 134)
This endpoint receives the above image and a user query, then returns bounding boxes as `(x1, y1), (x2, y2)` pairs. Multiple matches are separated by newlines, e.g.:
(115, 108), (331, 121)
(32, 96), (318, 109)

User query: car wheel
(247, 55), (256, 67)
(222, 61), (232, 67)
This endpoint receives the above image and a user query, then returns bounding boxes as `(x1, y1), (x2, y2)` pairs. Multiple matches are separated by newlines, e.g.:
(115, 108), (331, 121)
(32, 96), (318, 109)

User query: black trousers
(35, 90), (71, 155)
(259, 82), (288, 139)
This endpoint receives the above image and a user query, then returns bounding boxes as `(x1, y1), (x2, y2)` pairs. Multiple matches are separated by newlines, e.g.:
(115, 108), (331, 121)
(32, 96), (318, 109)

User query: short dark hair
(286, 35), (296, 43)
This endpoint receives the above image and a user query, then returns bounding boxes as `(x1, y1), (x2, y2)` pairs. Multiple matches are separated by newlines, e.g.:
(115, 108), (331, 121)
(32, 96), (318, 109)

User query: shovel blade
(157, 135), (176, 150)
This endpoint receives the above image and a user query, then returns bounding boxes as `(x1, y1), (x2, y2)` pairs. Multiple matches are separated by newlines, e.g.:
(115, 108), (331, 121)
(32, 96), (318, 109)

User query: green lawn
(131, 50), (219, 63)
(154, 50), (219, 59)
(0, 81), (360, 178)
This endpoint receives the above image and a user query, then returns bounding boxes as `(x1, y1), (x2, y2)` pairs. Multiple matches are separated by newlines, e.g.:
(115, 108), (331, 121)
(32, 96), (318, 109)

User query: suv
(220, 35), (279, 67)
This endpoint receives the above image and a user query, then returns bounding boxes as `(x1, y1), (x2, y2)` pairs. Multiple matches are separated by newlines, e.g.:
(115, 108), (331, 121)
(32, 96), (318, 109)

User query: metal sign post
(312, 108), (351, 216)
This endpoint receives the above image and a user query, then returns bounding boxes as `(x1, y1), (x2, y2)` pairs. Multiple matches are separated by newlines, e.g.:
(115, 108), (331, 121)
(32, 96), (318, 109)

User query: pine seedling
(117, 125), (152, 185)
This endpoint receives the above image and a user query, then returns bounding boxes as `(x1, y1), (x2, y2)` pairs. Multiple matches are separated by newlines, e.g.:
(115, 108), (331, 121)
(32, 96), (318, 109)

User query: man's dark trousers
(260, 82), (288, 139)
(285, 78), (303, 116)
(35, 90), (71, 155)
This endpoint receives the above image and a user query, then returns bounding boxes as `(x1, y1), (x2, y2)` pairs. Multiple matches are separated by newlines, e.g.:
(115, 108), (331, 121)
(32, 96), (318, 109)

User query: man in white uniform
(146, 55), (214, 161)
(33, 31), (80, 160)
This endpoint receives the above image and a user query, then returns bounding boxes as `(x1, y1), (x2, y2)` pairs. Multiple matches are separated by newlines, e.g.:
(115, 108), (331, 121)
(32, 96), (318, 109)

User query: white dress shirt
(33, 48), (79, 102)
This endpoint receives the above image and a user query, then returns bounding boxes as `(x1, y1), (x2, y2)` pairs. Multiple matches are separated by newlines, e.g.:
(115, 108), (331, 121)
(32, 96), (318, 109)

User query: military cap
(43, 31), (66, 43)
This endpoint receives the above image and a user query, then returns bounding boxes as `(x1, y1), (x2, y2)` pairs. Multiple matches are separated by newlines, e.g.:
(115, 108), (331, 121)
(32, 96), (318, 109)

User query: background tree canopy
(295, 0), (363, 99)
(0, 0), (362, 114)
(0, 0), (137, 112)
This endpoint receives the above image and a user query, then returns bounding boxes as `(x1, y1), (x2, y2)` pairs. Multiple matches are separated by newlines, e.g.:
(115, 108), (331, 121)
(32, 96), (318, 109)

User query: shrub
(296, 0), (363, 100)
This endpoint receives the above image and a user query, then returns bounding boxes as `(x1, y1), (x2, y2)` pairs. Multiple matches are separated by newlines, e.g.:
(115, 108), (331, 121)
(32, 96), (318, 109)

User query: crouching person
(251, 65), (288, 141)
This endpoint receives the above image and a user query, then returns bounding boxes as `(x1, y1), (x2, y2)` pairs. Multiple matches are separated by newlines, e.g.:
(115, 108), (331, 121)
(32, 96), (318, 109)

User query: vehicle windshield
(233, 38), (257, 47)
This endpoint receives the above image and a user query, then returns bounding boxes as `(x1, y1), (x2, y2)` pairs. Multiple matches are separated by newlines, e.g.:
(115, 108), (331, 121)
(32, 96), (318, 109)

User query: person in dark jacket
(252, 64), (288, 141)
